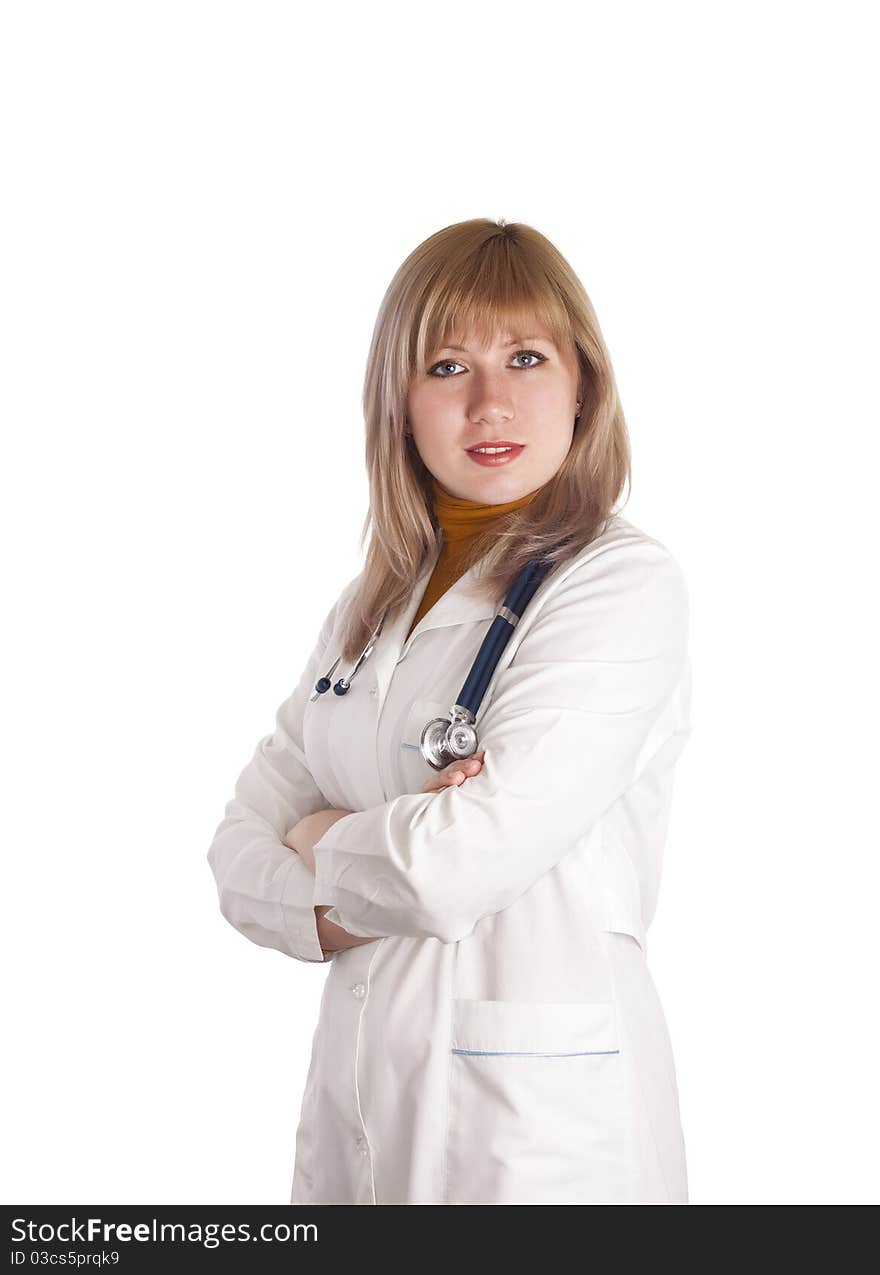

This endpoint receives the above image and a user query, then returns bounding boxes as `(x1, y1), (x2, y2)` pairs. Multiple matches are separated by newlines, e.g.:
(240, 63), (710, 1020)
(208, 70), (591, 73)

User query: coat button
(351, 982), (366, 998)
(370, 685), (378, 697)
(355, 1134), (369, 1156)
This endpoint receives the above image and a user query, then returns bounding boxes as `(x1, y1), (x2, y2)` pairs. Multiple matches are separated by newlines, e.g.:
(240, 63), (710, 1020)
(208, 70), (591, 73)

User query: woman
(206, 218), (693, 1205)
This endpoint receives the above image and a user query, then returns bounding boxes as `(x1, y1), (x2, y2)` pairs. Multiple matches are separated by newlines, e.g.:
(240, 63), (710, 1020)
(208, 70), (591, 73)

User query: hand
(421, 751), (485, 793)
(282, 808), (350, 875)
(314, 904), (375, 955)
(283, 809), (376, 956)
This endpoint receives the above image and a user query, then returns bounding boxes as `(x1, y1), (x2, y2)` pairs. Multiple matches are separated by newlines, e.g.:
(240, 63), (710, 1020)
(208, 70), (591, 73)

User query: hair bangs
(412, 249), (575, 376)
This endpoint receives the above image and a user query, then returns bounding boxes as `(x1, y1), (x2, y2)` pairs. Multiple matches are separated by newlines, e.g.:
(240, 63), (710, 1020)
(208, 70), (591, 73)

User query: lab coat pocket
(397, 697), (450, 793)
(445, 998), (635, 1204)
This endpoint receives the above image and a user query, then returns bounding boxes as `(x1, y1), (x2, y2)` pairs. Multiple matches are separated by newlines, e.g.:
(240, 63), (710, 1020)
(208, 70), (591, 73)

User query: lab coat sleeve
(206, 591), (346, 964)
(312, 536), (689, 944)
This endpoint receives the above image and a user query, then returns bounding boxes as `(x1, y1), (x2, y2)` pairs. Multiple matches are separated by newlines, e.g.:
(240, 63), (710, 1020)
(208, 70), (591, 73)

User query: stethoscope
(310, 553), (557, 770)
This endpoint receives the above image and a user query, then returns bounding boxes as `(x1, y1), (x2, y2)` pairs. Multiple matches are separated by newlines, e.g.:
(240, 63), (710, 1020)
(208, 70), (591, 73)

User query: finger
(422, 756), (484, 793)
(448, 756), (482, 774)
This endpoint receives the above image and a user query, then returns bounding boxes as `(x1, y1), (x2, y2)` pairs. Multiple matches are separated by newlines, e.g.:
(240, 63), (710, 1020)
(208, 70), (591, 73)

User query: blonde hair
(338, 217), (632, 662)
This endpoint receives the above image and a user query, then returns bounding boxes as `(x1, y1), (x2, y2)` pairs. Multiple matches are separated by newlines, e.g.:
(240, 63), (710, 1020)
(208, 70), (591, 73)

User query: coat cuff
(312, 813), (391, 939)
(280, 852), (335, 962)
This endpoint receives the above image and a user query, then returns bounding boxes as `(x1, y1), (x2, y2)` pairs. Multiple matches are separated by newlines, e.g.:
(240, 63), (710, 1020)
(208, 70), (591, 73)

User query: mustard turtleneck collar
(430, 475), (542, 542)
(405, 476), (542, 640)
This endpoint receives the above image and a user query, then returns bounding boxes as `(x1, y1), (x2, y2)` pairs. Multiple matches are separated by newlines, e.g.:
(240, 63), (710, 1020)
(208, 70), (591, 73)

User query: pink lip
(465, 442), (525, 468)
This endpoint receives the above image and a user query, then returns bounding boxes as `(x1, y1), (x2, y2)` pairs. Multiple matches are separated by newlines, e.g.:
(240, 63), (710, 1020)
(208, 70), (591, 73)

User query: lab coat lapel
(368, 543), (499, 716)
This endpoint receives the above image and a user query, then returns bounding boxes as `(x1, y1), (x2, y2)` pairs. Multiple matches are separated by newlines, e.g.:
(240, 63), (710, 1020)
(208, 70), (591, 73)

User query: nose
(467, 371), (514, 423)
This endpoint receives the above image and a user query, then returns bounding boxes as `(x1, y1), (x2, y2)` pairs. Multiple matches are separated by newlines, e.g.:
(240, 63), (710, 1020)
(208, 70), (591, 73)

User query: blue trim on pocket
(451, 1048), (620, 1057)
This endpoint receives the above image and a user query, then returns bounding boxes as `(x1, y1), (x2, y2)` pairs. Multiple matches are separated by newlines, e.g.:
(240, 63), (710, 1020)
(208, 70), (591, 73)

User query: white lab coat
(207, 512), (693, 1205)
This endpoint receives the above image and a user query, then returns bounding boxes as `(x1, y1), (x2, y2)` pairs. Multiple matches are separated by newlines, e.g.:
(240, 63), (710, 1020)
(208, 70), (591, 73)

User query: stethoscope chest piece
(420, 709), (478, 771)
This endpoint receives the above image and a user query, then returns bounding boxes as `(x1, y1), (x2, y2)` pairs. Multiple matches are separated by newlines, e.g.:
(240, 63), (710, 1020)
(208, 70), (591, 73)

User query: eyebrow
(438, 335), (554, 352)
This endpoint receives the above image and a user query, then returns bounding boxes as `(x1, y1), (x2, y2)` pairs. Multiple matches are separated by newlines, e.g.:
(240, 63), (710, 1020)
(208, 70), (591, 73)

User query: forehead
(419, 296), (575, 366)
(435, 326), (558, 351)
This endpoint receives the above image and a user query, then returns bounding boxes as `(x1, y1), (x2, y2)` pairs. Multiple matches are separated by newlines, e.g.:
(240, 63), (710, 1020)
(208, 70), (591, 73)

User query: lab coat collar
(369, 541), (499, 710)
(366, 517), (622, 712)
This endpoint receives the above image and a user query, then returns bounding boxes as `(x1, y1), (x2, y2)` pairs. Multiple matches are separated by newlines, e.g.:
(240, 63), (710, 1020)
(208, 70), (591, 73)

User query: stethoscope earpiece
(310, 626), (382, 702)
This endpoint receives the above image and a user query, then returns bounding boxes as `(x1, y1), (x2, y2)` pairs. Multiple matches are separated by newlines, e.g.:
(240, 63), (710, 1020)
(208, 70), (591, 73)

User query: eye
(511, 350), (546, 369)
(426, 350), (547, 378)
(427, 359), (465, 378)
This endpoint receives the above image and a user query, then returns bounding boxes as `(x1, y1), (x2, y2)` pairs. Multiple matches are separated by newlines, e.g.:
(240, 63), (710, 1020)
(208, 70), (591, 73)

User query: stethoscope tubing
(456, 556), (555, 715)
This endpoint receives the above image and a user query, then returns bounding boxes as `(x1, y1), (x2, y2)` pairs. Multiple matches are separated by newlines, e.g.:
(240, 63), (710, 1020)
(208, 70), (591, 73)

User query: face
(405, 322), (582, 502)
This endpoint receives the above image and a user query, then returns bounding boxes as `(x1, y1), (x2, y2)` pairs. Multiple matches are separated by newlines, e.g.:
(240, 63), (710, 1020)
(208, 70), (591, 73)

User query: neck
(431, 476), (542, 543)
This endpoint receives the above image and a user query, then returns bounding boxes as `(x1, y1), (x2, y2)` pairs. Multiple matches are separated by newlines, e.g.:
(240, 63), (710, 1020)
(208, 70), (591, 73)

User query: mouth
(465, 442), (525, 467)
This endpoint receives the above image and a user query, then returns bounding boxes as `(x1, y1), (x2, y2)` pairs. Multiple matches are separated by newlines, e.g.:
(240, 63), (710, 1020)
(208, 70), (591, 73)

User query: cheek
(409, 399), (460, 456)
(407, 379), (446, 419)
(527, 426), (575, 477)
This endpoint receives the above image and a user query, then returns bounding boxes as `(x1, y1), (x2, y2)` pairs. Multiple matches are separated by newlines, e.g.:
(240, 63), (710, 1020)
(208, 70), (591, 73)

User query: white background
(2, 1), (878, 1205)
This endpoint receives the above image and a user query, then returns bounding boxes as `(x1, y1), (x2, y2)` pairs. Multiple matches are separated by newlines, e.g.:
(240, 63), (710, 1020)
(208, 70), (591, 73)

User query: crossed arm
(285, 754), (485, 955)
(208, 537), (687, 961)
